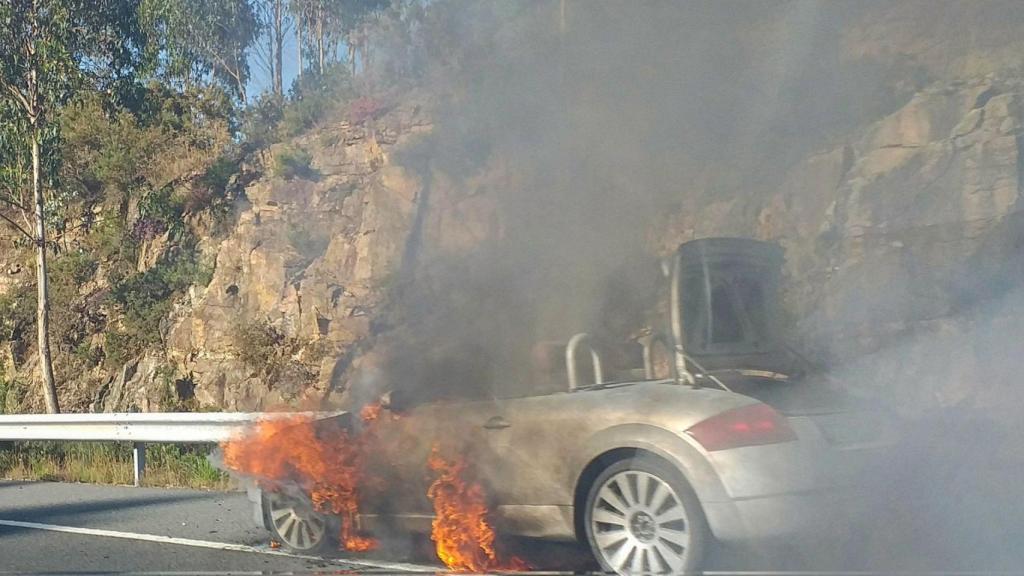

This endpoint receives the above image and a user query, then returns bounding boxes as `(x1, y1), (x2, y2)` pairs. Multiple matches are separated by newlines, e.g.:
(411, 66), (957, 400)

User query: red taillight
(686, 403), (796, 451)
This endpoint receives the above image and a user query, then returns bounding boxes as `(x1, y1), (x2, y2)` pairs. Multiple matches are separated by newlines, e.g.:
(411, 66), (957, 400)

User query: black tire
(584, 456), (709, 574)
(262, 490), (336, 554)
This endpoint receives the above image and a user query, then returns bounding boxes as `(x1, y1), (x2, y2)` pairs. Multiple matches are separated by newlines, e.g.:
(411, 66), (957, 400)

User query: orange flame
(224, 403), (526, 568)
(359, 402), (384, 424)
(221, 404), (385, 552)
(427, 444), (529, 572)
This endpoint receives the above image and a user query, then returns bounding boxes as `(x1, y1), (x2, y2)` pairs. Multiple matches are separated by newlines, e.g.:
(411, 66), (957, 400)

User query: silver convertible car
(249, 238), (896, 574)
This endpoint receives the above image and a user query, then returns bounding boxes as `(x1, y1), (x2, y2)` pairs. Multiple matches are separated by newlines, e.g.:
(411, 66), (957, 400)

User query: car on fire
(249, 238), (897, 574)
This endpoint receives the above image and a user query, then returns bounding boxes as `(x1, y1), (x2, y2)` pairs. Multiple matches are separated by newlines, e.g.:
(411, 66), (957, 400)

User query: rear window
(682, 265), (776, 353)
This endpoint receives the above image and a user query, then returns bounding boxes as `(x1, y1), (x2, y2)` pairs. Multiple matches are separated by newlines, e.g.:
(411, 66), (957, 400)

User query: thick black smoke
(356, 1), (1024, 569)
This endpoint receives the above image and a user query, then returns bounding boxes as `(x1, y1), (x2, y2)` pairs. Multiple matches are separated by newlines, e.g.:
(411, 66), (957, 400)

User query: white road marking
(0, 519), (438, 572)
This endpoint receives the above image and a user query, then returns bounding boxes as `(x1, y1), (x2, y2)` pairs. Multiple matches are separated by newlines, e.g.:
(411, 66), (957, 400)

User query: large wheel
(262, 490), (334, 554)
(584, 457), (708, 574)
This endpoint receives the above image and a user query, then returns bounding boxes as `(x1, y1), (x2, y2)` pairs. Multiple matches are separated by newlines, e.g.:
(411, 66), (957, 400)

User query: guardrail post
(132, 442), (146, 487)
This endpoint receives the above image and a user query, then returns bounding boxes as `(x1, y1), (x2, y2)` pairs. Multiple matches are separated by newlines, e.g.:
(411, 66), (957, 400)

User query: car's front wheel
(584, 457), (708, 574)
(262, 490), (334, 554)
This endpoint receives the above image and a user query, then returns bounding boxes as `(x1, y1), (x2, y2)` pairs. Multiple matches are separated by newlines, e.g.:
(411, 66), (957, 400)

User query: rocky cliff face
(150, 101), (432, 410)
(147, 73), (1022, 418)
(660, 77), (1024, 416)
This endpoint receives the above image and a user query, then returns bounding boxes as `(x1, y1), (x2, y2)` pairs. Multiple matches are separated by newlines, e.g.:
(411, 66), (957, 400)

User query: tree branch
(0, 209), (34, 241)
(0, 80), (33, 115)
(0, 194), (28, 213)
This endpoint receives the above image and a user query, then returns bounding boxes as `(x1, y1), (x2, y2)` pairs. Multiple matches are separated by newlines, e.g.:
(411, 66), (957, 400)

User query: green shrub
(280, 63), (353, 137)
(138, 186), (186, 236)
(0, 289), (33, 345)
(201, 154), (235, 189)
(51, 250), (98, 285)
(273, 146), (315, 180)
(241, 92), (285, 148)
(72, 339), (102, 368)
(178, 155), (237, 217)
(103, 330), (140, 371)
(280, 98), (326, 138)
(232, 318), (285, 373)
(0, 367), (25, 415)
(0, 251), (107, 371)
(155, 365), (201, 412)
(85, 217), (137, 278)
(146, 444), (228, 487)
(107, 248), (214, 367)
(193, 256), (215, 287)
(49, 251), (99, 311)
(231, 318), (322, 393)
(317, 130), (341, 148)
(0, 370), (8, 415)
(287, 223), (330, 259)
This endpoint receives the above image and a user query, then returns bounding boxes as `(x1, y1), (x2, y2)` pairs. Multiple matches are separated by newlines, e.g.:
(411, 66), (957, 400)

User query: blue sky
(246, 28), (353, 98)
(247, 31), (302, 97)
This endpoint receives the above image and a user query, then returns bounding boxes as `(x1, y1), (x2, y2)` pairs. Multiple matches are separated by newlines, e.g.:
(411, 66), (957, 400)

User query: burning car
(241, 238), (896, 574)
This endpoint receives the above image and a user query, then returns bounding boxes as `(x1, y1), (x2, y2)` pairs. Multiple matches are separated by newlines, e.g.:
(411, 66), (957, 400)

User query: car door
(474, 392), (594, 516)
(365, 392), (500, 525)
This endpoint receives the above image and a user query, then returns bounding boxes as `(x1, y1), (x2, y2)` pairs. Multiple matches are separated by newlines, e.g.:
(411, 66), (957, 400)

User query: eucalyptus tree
(0, 0), (146, 413)
(145, 0), (260, 104)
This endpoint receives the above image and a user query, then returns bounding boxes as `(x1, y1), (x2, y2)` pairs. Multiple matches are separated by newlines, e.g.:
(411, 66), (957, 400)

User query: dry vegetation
(0, 442), (231, 489)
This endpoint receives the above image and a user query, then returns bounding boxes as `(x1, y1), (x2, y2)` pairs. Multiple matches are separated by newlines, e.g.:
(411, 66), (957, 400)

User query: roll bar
(638, 333), (670, 380)
(566, 332), (604, 391)
(669, 251), (696, 386)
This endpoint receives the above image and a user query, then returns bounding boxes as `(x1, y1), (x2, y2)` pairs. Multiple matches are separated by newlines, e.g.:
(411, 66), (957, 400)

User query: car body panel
(478, 381), (756, 507)
(257, 377), (894, 548)
(360, 379), (820, 543)
(366, 398), (500, 516)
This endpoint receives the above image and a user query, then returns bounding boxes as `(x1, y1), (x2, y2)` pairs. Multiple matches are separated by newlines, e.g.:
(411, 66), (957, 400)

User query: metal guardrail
(0, 411), (345, 487)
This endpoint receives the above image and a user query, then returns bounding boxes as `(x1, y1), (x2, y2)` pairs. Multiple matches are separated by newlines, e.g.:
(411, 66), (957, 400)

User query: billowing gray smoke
(355, 1), (1024, 569)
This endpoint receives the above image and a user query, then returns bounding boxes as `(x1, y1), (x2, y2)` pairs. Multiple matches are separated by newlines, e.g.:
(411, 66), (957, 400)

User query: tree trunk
(348, 43), (356, 76)
(273, 0), (283, 96)
(237, 69), (248, 105)
(32, 126), (59, 414)
(363, 32), (371, 76)
(317, 2), (324, 75)
(326, 37), (336, 65)
(297, 14), (304, 80)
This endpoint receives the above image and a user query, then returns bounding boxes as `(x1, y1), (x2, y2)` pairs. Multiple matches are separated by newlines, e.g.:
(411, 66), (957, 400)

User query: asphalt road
(8, 475), (1021, 574)
(0, 480), (423, 573)
(0, 527), (335, 573)
(0, 480), (821, 574)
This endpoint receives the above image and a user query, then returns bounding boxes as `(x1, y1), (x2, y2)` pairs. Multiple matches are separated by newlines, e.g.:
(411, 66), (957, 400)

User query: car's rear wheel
(584, 457), (708, 574)
(262, 490), (334, 554)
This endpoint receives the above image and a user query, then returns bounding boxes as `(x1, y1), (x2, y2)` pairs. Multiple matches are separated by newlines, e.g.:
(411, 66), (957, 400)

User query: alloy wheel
(266, 491), (328, 552)
(589, 470), (692, 574)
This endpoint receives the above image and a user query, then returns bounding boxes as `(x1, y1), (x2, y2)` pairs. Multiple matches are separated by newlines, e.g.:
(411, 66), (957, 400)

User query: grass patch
(0, 441), (231, 489)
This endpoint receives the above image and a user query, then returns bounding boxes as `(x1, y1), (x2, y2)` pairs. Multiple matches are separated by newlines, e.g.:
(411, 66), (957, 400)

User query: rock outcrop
(164, 101), (431, 410)
(662, 76), (1024, 414)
